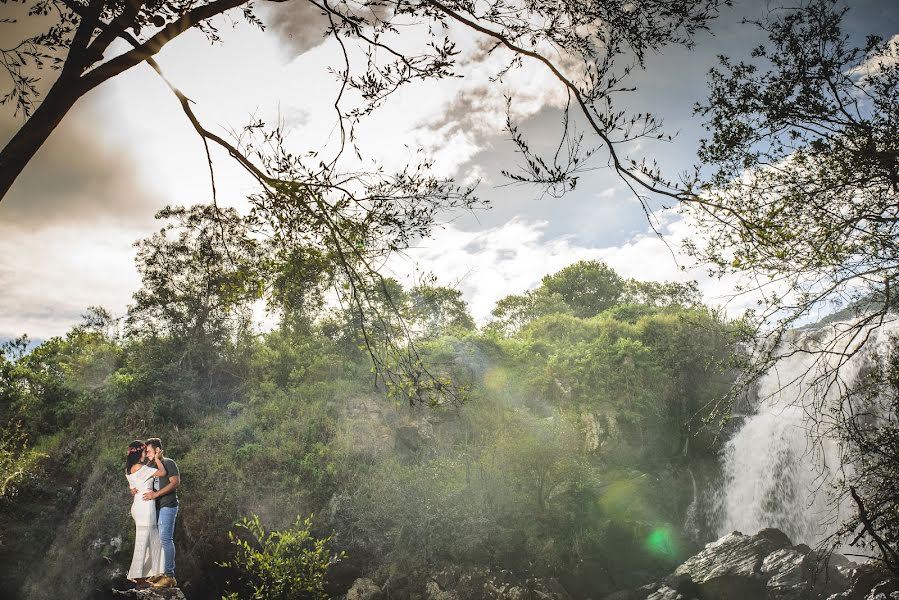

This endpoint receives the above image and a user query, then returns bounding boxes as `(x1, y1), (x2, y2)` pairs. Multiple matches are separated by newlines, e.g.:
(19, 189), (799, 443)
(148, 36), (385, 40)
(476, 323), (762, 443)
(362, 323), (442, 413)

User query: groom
(138, 437), (181, 588)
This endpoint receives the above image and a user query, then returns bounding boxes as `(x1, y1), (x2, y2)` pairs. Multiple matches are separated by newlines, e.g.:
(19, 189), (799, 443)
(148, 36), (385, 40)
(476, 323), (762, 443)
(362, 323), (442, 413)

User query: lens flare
(483, 367), (509, 391)
(645, 526), (677, 559)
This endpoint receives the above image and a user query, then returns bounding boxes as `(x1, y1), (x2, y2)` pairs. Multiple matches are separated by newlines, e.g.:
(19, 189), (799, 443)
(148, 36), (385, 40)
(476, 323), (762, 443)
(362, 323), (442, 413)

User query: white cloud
(389, 213), (763, 325)
(848, 33), (899, 79)
(0, 224), (142, 340)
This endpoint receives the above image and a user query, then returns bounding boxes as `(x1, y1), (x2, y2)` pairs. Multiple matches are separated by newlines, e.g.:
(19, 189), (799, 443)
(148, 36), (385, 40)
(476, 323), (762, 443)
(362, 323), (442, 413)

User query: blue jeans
(157, 505), (179, 577)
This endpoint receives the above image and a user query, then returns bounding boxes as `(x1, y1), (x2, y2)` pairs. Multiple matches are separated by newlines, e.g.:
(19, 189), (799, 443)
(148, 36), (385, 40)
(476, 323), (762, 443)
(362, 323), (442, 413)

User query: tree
(832, 342), (899, 575)
(690, 0), (899, 352)
(622, 279), (700, 308)
(541, 260), (625, 318)
(127, 204), (263, 366)
(407, 283), (476, 338)
(689, 0), (899, 570)
(0, 0), (256, 199)
(0, 420), (45, 500)
(488, 288), (572, 337)
(0, 0), (729, 209)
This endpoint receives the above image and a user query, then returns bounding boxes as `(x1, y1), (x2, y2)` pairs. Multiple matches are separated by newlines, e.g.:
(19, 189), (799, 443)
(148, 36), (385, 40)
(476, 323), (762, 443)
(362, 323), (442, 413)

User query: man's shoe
(151, 575), (177, 588)
(146, 575), (164, 583)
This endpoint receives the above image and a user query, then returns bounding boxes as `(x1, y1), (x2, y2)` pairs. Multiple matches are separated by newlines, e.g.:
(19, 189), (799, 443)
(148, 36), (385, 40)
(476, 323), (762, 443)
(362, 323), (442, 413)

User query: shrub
(219, 514), (344, 600)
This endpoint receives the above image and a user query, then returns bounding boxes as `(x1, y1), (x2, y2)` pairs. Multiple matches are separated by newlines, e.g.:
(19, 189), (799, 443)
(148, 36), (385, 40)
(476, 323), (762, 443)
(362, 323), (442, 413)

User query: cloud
(261, 1), (331, 58)
(408, 36), (571, 176)
(0, 104), (163, 229)
(0, 223), (141, 340)
(261, 0), (393, 60)
(390, 214), (763, 325)
(0, 99), (163, 340)
(848, 33), (899, 79)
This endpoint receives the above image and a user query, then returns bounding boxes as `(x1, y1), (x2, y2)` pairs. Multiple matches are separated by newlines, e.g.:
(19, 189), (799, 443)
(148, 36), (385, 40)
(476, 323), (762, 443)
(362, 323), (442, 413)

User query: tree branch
(79, 0), (250, 93)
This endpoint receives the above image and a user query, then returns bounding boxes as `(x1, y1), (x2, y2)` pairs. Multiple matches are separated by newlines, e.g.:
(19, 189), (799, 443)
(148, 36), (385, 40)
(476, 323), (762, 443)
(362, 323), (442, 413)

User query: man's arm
(143, 475), (180, 501)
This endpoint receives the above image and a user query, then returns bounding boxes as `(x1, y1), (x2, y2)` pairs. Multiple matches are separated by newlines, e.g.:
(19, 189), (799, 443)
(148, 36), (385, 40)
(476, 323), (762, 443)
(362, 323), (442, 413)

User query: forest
(1, 0), (899, 598)
(1, 251), (745, 598)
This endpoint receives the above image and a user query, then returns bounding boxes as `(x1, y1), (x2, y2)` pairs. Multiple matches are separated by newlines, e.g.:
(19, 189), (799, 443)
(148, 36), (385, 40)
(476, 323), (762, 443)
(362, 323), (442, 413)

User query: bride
(124, 440), (166, 585)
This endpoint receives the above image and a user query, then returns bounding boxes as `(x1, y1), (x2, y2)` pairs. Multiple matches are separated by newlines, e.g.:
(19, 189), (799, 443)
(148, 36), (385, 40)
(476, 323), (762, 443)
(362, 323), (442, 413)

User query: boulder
(112, 588), (187, 600)
(346, 577), (382, 600)
(646, 586), (688, 600)
(826, 563), (896, 600)
(431, 565), (462, 591)
(667, 528), (792, 599)
(603, 528), (899, 600)
(455, 567), (489, 598)
(763, 547), (812, 600)
(865, 579), (899, 600)
(422, 566), (571, 600)
(394, 422), (435, 458)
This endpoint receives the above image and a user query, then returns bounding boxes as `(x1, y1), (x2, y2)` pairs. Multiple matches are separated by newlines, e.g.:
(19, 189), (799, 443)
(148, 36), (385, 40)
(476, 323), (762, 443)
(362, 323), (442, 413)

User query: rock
(456, 567), (489, 598)
(667, 528), (793, 599)
(827, 563), (895, 600)
(763, 548), (812, 600)
(340, 397), (394, 455)
(618, 582), (664, 600)
(346, 577), (382, 600)
(866, 579), (899, 600)
(418, 567), (572, 600)
(606, 527), (898, 600)
(426, 580), (461, 600)
(394, 423), (435, 459)
(810, 552), (853, 599)
(432, 566), (461, 591)
(645, 585), (687, 600)
(381, 573), (413, 599)
(112, 588), (186, 600)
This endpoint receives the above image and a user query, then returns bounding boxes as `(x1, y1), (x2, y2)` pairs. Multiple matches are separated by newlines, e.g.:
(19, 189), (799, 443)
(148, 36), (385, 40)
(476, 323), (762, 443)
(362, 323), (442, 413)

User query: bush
(219, 514), (344, 600)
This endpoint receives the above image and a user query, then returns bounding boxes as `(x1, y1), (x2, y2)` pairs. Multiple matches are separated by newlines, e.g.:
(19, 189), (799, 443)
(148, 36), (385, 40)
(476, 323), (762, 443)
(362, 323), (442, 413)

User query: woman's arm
(149, 451), (166, 477)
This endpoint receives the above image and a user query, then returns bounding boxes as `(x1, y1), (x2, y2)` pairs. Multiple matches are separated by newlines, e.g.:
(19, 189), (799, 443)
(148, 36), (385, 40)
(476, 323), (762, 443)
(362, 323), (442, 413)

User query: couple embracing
(124, 437), (181, 589)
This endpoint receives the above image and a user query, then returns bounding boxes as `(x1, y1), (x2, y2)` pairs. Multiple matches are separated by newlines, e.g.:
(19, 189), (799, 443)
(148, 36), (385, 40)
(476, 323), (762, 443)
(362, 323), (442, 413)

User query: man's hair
(146, 437), (163, 450)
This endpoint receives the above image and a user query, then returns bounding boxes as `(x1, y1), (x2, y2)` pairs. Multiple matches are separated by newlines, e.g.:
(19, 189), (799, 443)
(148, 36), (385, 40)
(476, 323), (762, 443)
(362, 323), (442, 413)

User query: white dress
(125, 464), (165, 580)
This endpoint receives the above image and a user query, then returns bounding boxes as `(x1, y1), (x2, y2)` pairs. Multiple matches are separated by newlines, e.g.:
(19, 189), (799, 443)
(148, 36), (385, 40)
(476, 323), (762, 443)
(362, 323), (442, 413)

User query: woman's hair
(125, 440), (146, 474)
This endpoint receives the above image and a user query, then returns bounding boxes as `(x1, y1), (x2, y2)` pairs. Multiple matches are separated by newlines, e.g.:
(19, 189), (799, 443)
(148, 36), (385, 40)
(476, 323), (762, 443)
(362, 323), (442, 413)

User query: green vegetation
(220, 514), (344, 600)
(0, 419), (45, 500)
(0, 232), (746, 598)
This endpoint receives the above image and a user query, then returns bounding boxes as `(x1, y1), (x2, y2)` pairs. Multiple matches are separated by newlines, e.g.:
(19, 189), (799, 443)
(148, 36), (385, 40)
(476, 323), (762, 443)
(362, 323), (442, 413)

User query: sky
(1, 0), (897, 341)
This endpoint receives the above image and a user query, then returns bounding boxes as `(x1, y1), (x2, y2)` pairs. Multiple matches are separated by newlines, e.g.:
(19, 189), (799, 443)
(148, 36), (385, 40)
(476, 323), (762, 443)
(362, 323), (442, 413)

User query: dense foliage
(0, 236), (745, 599)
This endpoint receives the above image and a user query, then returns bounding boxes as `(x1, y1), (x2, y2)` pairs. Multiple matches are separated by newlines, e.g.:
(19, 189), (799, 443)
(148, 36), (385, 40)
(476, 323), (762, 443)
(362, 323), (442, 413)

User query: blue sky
(1, 0), (897, 341)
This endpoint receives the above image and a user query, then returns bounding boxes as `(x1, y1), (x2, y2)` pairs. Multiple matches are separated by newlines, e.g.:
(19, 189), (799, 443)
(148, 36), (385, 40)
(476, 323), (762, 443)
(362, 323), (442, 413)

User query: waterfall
(715, 318), (899, 546)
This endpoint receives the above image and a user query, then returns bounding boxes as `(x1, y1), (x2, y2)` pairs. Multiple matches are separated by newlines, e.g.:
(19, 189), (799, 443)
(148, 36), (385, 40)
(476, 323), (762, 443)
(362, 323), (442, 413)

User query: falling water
(716, 318), (899, 546)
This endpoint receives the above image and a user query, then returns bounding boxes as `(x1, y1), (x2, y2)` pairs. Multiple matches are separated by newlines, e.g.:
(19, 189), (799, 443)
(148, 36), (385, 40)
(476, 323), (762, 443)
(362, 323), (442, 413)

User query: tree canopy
(1, 0), (730, 205)
(690, 0), (899, 341)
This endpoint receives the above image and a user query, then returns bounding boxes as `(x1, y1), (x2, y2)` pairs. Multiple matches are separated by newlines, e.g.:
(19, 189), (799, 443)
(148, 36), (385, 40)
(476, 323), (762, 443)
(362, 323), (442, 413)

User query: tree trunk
(0, 77), (83, 202)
